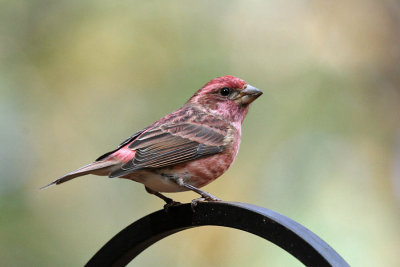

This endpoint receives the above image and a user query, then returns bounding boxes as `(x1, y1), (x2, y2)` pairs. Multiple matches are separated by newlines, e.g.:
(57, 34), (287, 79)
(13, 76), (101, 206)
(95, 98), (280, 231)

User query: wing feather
(95, 127), (149, 161)
(109, 121), (229, 178)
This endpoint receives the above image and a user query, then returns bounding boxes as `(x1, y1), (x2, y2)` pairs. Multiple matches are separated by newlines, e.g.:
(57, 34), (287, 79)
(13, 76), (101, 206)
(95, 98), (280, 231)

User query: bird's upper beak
(239, 84), (263, 105)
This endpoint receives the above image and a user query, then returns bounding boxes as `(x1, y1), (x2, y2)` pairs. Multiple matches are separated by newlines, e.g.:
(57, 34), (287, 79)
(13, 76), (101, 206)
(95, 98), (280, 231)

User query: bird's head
(187, 75), (263, 124)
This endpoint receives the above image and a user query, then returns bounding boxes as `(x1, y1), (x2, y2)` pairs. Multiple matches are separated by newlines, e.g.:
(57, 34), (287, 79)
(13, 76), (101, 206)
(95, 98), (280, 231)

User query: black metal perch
(86, 201), (349, 267)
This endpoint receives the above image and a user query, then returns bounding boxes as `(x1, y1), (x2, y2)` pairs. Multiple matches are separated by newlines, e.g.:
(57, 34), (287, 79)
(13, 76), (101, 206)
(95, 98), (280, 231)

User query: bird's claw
(191, 194), (221, 211)
(200, 191), (221, 202)
(163, 200), (182, 213)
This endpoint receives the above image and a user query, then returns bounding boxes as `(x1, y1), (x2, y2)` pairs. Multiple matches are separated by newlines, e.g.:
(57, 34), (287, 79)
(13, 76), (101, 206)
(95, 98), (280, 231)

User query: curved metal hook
(86, 201), (349, 267)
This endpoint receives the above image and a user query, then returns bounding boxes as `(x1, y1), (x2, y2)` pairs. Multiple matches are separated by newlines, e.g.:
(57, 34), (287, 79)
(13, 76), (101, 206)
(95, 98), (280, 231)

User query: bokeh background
(1, 0), (400, 266)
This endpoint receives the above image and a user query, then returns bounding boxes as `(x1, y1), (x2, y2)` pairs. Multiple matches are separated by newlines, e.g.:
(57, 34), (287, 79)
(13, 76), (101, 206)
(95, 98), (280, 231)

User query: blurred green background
(1, 0), (400, 266)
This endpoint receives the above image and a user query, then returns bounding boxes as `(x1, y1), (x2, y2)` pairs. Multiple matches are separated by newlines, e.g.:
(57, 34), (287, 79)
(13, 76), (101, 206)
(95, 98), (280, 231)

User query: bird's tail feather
(40, 160), (119, 190)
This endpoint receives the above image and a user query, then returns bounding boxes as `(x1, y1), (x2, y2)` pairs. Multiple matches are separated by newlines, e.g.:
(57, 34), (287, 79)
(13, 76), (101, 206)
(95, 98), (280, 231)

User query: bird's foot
(163, 200), (182, 213)
(145, 186), (181, 211)
(191, 193), (221, 211)
(199, 190), (221, 202)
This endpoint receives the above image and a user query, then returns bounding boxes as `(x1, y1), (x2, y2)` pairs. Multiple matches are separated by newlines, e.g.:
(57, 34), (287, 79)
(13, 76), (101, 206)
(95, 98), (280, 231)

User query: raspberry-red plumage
(43, 75), (262, 200)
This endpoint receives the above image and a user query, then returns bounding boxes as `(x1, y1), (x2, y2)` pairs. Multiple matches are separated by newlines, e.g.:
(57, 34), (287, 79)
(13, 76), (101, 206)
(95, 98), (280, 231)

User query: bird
(42, 75), (262, 205)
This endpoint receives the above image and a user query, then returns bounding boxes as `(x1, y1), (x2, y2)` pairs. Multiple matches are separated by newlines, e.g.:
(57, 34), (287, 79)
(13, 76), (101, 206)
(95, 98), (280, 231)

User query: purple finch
(42, 75), (262, 204)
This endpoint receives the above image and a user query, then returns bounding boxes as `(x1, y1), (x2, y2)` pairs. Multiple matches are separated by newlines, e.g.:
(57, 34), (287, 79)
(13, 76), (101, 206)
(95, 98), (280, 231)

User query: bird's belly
(123, 151), (237, 193)
(125, 171), (188, 193)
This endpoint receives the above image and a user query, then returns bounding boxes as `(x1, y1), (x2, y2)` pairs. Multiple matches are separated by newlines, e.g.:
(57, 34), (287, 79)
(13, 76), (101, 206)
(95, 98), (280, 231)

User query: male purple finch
(42, 75), (262, 204)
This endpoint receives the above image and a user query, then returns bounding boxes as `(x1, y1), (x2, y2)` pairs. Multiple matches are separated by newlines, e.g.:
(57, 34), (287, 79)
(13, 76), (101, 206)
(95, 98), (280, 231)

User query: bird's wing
(109, 121), (229, 178)
(95, 127), (149, 161)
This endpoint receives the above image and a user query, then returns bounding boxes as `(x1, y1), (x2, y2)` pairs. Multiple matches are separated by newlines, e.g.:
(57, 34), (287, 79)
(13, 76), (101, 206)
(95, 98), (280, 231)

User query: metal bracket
(86, 201), (349, 267)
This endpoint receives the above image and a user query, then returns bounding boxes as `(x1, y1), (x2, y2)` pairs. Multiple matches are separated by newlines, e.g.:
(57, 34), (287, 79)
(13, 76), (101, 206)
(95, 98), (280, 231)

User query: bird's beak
(239, 84), (263, 105)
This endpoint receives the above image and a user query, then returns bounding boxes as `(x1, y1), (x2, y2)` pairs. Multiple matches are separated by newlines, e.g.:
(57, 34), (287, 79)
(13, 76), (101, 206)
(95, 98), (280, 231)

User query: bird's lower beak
(239, 84), (263, 105)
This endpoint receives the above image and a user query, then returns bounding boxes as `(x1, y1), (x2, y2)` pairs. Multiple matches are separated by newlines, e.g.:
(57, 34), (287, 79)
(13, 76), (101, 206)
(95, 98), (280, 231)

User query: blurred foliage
(1, 0), (400, 266)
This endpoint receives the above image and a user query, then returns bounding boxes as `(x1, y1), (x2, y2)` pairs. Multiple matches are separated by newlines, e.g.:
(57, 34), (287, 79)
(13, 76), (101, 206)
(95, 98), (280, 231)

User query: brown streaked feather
(95, 127), (149, 161)
(131, 137), (224, 169)
(109, 107), (232, 178)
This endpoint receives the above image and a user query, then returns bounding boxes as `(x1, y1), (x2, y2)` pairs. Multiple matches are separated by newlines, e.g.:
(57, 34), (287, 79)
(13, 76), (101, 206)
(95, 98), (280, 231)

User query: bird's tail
(40, 160), (120, 190)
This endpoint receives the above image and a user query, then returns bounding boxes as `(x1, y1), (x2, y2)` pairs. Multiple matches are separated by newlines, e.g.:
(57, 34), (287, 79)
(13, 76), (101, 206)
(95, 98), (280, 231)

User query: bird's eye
(220, 87), (231, 96)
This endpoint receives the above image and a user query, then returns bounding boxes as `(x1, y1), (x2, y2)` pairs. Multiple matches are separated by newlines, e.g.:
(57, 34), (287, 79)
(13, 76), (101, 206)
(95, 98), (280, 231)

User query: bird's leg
(175, 178), (221, 207)
(145, 186), (181, 209)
